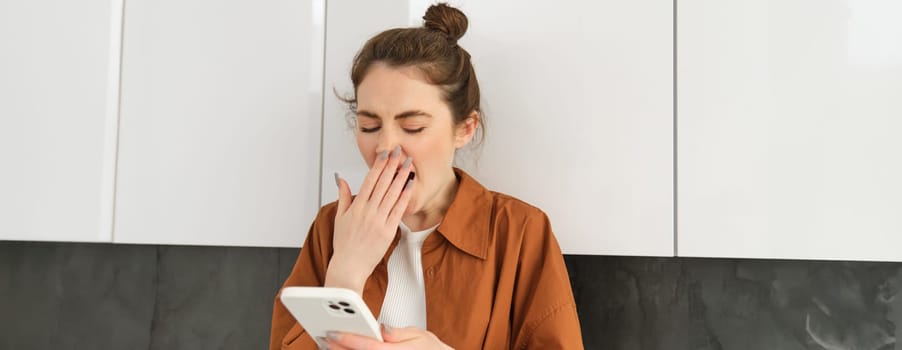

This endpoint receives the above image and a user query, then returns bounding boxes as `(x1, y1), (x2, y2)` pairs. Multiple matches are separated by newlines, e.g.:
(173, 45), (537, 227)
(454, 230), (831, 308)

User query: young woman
(270, 4), (583, 349)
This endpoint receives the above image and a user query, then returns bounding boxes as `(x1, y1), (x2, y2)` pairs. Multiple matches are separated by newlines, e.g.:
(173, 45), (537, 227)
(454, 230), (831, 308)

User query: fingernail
(392, 145), (401, 158)
(379, 150), (389, 160)
(326, 331), (341, 341)
(402, 157), (412, 169)
(333, 172), (340, 187)
(315, 336), (329, 349)
(381, 323), (393, 335)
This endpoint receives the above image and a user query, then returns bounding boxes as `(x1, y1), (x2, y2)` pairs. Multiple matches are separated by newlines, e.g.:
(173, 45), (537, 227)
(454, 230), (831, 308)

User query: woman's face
(355, 62), (475, 215)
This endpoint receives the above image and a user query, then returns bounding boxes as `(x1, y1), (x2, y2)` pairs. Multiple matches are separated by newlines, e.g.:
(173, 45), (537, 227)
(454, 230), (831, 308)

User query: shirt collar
(434, 168), (493, 260)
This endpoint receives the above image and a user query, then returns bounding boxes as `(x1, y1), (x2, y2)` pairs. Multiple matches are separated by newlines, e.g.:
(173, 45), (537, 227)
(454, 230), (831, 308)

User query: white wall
(6, 0), (902, 261)
(678, 0), (902, 261)
(113, 0), (325, 247)
(0, 0), (122, 242)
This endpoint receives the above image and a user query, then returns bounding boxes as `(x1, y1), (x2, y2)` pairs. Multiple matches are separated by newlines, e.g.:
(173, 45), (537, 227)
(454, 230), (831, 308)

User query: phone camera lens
(343, 308), (356, 314)
(338, 301), (350, 307)
(329, 304), (340, 310)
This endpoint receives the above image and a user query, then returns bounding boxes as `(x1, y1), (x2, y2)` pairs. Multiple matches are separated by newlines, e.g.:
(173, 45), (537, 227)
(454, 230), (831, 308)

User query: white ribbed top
(377, 221), (438, 329)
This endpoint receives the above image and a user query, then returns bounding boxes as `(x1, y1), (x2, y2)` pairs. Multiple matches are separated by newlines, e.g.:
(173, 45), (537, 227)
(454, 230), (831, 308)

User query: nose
(375, 128), (398, 156)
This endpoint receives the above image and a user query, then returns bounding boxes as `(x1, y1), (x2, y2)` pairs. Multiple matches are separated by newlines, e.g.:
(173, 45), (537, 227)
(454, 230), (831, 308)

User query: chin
(403, 197), (420, 215)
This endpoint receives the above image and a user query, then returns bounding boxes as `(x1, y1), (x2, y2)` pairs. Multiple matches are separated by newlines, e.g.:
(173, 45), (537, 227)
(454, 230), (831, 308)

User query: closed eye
(359, 126), (425, 134)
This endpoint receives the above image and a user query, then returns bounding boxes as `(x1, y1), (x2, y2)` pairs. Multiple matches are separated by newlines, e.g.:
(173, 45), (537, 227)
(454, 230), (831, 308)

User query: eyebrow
(356, 110), (433, 120)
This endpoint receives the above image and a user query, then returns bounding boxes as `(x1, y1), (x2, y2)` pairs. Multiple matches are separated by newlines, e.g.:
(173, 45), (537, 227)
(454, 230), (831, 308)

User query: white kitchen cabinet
(114, 0), (325, 247)
(320, 0), (674, 255)
(0, 0), (122, 242)
(678, 0), (902, 261)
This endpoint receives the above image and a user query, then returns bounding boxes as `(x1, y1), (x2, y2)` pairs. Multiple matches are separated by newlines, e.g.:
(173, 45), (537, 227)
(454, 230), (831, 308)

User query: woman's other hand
(326, 145), (415, 295)
(324, 325), (453, 350)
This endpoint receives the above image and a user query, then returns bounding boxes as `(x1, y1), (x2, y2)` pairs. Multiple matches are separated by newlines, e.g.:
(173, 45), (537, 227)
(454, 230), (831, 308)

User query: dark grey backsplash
(566, 256), (901, 350)
(2, 242), (900, 350)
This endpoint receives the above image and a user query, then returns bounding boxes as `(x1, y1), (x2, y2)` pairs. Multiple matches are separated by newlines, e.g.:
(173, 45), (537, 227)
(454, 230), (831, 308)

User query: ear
(453, 111), (479, 148)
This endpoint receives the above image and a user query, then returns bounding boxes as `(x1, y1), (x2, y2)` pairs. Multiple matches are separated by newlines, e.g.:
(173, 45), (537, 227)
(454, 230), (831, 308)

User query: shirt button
(427, 268), (436, 278)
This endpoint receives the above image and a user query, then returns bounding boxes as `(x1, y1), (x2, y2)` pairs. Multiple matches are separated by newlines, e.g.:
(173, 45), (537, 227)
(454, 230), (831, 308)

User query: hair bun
(423, 3), (468, 44)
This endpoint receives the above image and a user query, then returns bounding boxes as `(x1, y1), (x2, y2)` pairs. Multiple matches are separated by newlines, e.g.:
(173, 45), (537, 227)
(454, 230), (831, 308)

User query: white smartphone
(279, 287), (383, 347)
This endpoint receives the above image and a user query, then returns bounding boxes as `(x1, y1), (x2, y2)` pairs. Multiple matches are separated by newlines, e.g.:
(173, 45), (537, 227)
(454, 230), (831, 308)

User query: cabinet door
(114, 0), (325, 247)
(320, 0), (674, 256)
(678, 0), (902, 260)
(0, 0), (122, 242)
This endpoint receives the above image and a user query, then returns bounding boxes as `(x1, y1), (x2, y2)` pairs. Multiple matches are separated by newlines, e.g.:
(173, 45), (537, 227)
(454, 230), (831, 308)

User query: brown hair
(342, 3), (484, 146)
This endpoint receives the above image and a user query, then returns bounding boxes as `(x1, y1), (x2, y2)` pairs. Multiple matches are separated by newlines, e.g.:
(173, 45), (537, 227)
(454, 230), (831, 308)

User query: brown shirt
(270, 168), (584, 349)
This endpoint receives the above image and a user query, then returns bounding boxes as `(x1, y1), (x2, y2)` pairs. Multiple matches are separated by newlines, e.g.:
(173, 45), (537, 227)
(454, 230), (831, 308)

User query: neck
(402, 168), (459, 231)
